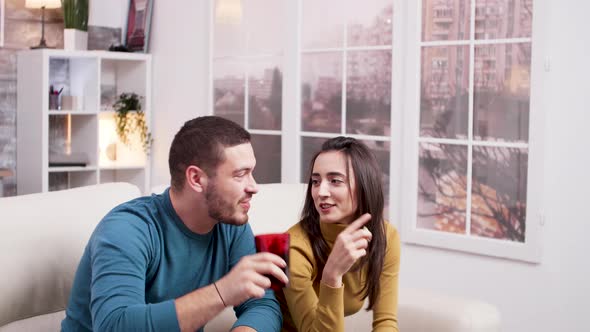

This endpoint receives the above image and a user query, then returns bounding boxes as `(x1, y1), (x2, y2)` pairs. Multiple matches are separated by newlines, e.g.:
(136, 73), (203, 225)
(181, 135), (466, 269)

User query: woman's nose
(318, 181), (330, 197)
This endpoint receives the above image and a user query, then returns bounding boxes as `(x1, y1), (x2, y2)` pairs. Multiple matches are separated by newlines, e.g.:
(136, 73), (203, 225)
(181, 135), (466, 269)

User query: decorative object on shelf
(215, 0), (242, 24)
(48, 85), (63, 109)
(124, 0), (154, 53)
(61, 95), (83, 110)
(62, 0), (88, 50)
(105, 143), (117, 161)
(26, 0), (62, 49)
(48, 152), (89, 167)
(113, 92), (152, 154)
(108, 43), (131, 52)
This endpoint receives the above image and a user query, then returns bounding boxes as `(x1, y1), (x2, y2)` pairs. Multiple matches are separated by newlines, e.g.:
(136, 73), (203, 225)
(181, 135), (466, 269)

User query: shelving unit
(17, 49), (152, 195)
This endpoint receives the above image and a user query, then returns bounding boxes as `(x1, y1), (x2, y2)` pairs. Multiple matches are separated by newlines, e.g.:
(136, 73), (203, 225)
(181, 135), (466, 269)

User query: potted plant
(113, 92), (152, 154)
(62, 0), (88, 50)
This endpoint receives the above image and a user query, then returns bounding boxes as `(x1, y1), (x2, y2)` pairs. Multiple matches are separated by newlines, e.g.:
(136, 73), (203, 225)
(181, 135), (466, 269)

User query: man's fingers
(252, 260), (289, 285)
(249, 252), (287, 268)
(344, 213), (371, 233)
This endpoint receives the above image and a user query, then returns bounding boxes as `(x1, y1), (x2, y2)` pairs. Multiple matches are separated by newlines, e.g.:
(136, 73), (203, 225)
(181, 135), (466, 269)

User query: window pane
(417, 143), (468, 234)
(475, 0), (533, 39)
(361, 140), (391, 220)
(251, 134), (281, 183)
(422, 0), (471, 41)
(347, 0), (393, 47)
(420, 46), (469, 139)
(244, 0), (286, 54)
(301, 52), (343, 133)
(346, 50), (391, 136)
(473, 43), (530, 142)
(301, 0), (345, 49)
(471, 146), (527, 242)
(213, 60), (245, 126)
(300, 137), (327, 182)
(248, 58), (282, 130)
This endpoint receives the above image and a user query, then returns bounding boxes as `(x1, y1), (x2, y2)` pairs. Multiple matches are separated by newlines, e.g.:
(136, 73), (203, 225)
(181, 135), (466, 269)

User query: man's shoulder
(94, 195), (162, 237)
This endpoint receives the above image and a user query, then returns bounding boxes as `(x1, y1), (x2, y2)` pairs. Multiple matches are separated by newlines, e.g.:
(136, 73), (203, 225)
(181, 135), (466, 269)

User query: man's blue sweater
(61, 189), (282, 331)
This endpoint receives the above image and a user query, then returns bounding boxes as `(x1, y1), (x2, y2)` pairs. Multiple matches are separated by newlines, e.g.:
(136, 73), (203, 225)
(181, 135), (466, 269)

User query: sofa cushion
(0, 311), (65, 332)
(0, 183), (141, 328)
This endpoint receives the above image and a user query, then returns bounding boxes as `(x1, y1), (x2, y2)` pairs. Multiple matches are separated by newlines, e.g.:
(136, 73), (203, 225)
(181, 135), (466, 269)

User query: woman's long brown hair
(300, 136), (386, 310)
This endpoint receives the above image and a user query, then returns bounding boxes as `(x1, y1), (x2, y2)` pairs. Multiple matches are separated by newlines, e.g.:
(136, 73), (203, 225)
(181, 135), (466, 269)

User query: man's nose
(246, 174), (258, 194)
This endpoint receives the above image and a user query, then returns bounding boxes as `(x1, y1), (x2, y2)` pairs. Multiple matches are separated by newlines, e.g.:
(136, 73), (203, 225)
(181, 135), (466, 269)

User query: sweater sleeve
(230, 224), (283, 332)
(282, 234), (346, 332)
(89, 213), (180, 332)
(372, 223), (400, 332)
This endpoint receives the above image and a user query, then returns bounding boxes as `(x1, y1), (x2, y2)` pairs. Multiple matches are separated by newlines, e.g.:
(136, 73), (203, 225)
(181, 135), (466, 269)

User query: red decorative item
(255, 233), (290, 292)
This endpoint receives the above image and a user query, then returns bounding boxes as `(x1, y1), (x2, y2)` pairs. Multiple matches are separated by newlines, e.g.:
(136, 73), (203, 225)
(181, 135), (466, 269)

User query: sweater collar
(320, 222), (349, 244)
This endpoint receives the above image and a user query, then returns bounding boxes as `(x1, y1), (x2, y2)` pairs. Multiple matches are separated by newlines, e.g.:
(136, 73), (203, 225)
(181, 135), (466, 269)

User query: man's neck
(169, 188), (217, 234)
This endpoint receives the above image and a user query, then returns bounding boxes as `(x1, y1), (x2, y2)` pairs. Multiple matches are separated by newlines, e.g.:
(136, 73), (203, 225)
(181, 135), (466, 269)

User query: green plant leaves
(113, 92), (152, 154)
(61, 0), (89, 31)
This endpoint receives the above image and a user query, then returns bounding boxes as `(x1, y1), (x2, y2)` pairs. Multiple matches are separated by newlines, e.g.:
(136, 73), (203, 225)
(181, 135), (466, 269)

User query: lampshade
(25, 0), (62, 9)
(215, 0), (242, 24)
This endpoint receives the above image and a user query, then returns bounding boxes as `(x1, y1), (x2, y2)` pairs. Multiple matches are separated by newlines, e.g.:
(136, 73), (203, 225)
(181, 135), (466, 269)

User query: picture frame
(124, 0), (154, 52)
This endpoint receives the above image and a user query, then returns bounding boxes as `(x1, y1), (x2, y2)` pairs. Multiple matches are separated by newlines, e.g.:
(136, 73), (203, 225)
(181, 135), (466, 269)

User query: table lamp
(26, 0), (62, 49)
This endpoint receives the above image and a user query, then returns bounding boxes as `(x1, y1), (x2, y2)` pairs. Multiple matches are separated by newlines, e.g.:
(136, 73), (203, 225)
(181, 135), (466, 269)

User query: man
(62, 116), (288, 331)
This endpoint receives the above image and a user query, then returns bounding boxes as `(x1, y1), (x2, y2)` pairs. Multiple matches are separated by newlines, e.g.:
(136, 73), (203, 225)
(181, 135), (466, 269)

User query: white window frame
(399, 0), (548, 263)
(207, 0), (547, 262)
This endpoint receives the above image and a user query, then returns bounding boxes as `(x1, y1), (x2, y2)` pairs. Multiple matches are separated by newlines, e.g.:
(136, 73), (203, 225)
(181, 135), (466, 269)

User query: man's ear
(185, 165), (208, 193)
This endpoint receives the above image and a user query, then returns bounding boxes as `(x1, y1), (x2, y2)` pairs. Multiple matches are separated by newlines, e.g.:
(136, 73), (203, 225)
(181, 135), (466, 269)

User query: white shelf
(48, 110), (98, 115)
(17, 50), (152, 195)
(48, 166), (98, 173)
(99, 165), (145, 170)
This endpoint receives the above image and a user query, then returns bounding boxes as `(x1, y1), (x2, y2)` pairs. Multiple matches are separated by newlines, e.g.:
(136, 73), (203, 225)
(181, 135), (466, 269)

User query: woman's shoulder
(383, 221), (401, 250)
(287, 222), (311, 252)
(286, 222), (311, 245)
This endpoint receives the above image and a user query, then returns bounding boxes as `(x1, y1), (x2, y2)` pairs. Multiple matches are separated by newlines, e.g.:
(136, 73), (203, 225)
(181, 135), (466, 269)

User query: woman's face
(310, 151), (358, 224)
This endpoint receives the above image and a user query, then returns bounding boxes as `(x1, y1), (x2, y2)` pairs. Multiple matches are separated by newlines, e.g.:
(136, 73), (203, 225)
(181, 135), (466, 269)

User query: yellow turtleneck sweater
(276, 221), (400, 332)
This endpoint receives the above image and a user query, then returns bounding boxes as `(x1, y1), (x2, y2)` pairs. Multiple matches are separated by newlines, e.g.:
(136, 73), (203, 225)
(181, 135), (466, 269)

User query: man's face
(205, 143), (258, 225)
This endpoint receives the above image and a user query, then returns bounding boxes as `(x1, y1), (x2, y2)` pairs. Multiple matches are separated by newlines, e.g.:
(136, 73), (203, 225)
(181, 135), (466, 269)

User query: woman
(277, 136), (400, 332)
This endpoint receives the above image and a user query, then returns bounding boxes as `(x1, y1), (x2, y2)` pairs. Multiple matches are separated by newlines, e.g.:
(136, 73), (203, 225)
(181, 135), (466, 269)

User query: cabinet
(17, 50), (152, 195)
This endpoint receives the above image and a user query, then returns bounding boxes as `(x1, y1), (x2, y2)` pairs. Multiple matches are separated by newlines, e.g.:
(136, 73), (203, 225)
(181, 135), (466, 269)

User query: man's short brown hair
(168, 116), (251, 190)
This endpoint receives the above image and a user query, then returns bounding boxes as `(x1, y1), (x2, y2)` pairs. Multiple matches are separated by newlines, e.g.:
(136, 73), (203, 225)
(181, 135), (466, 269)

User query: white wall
(89, 0), (128, 29)
(147, 1), (589, 331)
(149, 0), (211, 187)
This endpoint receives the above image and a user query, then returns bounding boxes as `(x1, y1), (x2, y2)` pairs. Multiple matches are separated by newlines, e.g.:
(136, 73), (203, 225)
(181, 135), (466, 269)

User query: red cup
(254, 233), (290, 292)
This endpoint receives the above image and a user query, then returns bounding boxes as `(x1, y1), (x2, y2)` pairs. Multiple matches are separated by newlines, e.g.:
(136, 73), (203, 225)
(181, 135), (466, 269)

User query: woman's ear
(185, 165), (208, 193)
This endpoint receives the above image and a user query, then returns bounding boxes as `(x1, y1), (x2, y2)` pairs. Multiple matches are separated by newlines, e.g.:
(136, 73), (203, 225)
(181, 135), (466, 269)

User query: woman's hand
(322, 213), (372, 287)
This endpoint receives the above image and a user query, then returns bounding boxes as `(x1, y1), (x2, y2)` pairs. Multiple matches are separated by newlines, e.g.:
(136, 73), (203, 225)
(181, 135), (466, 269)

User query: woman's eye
(311, 179), (319, 185)
(331, 179), (343, 184)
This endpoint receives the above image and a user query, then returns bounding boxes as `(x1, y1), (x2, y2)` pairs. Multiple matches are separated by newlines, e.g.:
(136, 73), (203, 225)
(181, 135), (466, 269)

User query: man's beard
(205, 180), (249, 225)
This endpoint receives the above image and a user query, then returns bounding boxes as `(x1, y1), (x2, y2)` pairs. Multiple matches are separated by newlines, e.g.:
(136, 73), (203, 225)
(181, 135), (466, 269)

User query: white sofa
(0, 182), (501, 331)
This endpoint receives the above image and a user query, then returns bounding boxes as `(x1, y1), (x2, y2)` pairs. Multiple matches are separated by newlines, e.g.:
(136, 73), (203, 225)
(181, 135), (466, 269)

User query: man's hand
(322, 213), (372, 287)
(216, 252), (288, 306)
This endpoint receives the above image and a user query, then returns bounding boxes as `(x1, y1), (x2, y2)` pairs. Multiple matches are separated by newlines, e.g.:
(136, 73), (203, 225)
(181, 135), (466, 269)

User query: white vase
(64, 29), (88, 51)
